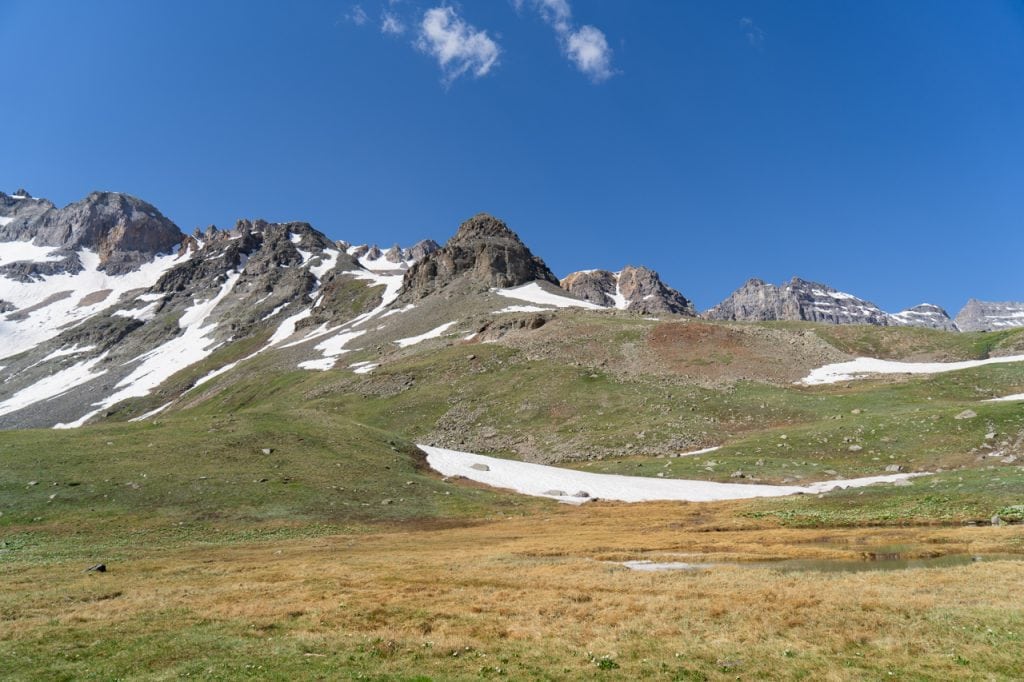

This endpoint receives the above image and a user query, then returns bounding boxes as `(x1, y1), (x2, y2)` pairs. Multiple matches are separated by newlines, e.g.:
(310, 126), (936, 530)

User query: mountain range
(0, 186), (1020, 431)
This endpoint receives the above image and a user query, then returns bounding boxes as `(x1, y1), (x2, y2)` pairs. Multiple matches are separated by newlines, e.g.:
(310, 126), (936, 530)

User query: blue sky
(2, 1), (1022, 314)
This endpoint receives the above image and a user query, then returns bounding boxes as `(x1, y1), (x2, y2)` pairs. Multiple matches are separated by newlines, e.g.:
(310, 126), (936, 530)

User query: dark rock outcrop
(705, 277), (890, 325)
(400, 213), (558, 299)
(955, 299), (1024, 332)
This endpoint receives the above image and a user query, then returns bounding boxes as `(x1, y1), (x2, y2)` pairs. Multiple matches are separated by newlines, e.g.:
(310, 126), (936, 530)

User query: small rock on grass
(955, 410), (977, 420)
(84, 563), (106, 573)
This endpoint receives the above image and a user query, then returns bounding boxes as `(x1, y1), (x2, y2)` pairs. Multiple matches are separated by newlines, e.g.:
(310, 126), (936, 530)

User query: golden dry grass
(3, 501), (1024, 679)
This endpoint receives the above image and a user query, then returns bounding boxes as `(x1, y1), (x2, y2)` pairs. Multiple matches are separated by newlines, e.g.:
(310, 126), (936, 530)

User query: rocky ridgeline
(955, 299), (1024, 332)
(561, 266), (695, 316)
(399, 213), (559, 300)
(345, 240), (440, 266)
(0, 189), (182, 275)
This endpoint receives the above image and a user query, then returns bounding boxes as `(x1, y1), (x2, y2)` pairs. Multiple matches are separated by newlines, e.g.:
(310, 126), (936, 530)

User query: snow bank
(395, 321), (457, 348)
(495, 304), (550, 313)
(494, 282), (603, 310)
(988, 393), (1024, 403)
(800, 355), (1024, 386)
(677, 446), (720, 457)
(420, 445), (923, 504)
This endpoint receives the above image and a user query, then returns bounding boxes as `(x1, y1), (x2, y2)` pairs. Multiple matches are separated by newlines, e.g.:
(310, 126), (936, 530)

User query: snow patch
(0, 352), (109, 417)
(801, 355), (1024, 386)
(495, 305), (550, 314)
(421, 445), (925, 504)
(395, 321), (457, 348)
(494, 282), (603, 310)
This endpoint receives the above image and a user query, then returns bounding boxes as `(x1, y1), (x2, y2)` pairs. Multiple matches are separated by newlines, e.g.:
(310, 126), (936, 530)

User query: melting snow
(395, 321), (457, 348)
(349, 360), (378, 374)
(0, 217), (12, 227)
(678, 446), (720, 457)
(40, 344), (96, 362)
(0, 352), (110, 417)
(495, 305), (550, 314)
(0, 246), (187, 361)
(800, 355), (1024, 386)
(420, 445), (924, 504)
(0, 240), (65, 263)
(988, 393), (1024, 402)
(54, 270), (243, 428)
(297, 358), (336, 371)
(494, 282), (603, 310)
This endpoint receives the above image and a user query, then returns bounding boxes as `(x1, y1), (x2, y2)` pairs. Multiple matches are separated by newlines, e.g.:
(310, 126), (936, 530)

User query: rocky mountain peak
(399, 213), (558, 300)
(955, 299), (1024, 332)
(560, 266), (695, 316)
(890, 303), (958, 331)
(705, 276), (890, 325)
(0, 190), (184, 276)
(448, 212), (520, 245)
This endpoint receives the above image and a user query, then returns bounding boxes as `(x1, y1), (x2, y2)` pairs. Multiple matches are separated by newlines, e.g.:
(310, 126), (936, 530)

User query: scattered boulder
(884, 464), (904, 472)
(469, 463), (490, 471)
(84, 563), (107, 573)
(955, 410), (977, 420)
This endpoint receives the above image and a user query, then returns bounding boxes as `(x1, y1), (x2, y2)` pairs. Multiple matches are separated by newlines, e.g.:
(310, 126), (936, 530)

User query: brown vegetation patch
(77, 289), (112, 307)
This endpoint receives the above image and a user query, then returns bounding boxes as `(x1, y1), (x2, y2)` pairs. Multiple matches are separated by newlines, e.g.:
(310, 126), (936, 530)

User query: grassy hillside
(2, 314), (1023, 679)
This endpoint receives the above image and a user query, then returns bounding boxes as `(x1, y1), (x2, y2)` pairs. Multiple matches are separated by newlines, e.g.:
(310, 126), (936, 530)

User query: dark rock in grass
(84, 563), (106, 572)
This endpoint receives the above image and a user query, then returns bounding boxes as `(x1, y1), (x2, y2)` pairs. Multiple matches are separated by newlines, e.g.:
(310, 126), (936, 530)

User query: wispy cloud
(740, 17), (765, 48)
(381, 10), (405, 35)
(519, 0), (614, 82)
(347, 4), (369, 26)
(416, 7), (501, 84)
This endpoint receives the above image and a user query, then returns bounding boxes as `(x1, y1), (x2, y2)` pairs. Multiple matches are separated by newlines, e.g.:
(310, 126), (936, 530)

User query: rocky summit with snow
(560, 266), (696, 316)
(954, 299), (1024, 332)
(889, 303), (959, 331)
(703, 277), (892, 326)
(0, 186), (1021, 433)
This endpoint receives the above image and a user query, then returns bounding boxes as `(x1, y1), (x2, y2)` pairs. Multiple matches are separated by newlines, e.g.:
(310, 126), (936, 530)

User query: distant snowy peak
(560, 266), (695, 316)
(704, 277), (891, 326)
(889, 303), (958, 331)
(954, 299), (1024, 332)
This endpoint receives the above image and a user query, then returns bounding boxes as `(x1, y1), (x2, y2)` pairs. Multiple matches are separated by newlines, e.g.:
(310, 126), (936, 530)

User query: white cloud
(740, 17), (765, 48)
(565, 25), (613, 82)
(416, 7), (500, 84)
(381, 11), (405, 35)
(522, 0), (614, 82)
(347, 4), (368, 26)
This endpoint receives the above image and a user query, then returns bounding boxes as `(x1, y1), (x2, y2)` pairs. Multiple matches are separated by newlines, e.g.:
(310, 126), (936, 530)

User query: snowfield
(419, 445), (923, 504)
(0, 246), (187, 361)
(800, 354), (1024, 385)
(494, 282), (603, 309)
